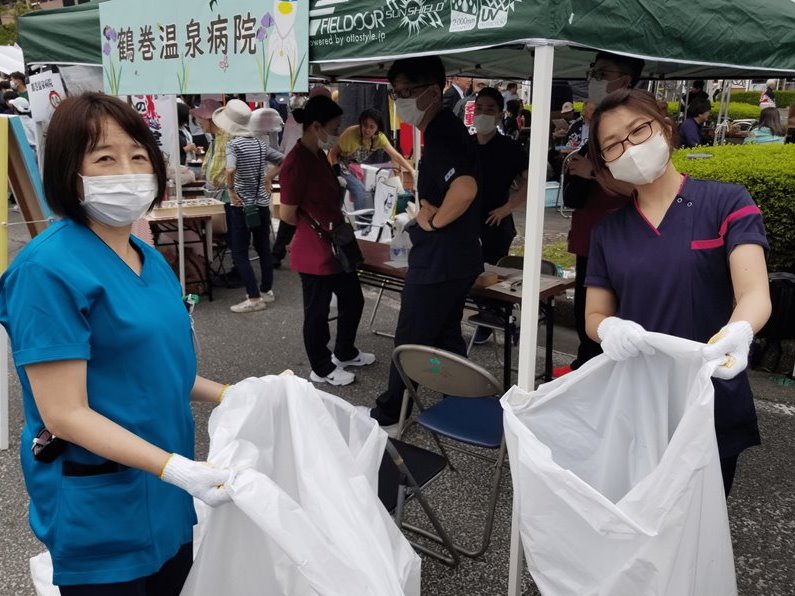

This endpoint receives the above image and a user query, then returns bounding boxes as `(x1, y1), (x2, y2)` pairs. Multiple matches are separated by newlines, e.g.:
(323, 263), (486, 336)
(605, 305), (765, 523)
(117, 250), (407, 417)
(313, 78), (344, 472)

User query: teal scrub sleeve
(1, 262), (91, 366)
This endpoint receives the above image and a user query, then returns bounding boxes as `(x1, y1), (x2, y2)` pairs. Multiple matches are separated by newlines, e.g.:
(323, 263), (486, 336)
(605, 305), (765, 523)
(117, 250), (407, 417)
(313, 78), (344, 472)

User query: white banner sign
(130, 94), (179, 166)
(27, 71), (66, 123)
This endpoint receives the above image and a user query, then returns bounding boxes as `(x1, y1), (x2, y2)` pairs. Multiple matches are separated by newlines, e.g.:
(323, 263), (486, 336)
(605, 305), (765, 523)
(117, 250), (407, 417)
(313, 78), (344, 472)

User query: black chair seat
(378, 439), (447, 514)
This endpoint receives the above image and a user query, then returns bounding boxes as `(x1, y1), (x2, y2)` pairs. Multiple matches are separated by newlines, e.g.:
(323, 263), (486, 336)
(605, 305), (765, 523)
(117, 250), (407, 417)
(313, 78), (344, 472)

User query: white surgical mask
(394, 87), (432, 127)
(473, 114), (497, 135)
(80, 174), (158, 227)
(588, 79), (610, 105)
(318, 129), (339, 151)
(606, 132), (670, 186)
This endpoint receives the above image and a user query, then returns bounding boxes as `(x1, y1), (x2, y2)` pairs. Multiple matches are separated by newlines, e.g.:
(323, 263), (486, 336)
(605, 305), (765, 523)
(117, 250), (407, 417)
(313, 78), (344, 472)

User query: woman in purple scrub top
(583, 89), (771, 497)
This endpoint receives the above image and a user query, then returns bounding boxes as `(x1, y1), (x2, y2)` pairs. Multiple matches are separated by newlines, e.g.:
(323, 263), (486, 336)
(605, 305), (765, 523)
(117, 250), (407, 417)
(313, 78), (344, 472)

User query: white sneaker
(332, 351), (376, 368)
(310, 367), (355, 386)
(260, 290), (275, 303)
(230, 297), (267, 313)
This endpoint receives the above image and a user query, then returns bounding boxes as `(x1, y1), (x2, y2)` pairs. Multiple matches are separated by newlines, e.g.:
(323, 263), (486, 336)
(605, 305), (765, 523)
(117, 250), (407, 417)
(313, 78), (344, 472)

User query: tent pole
(508, 42), (555, 596)
(169, 95), (186, 293)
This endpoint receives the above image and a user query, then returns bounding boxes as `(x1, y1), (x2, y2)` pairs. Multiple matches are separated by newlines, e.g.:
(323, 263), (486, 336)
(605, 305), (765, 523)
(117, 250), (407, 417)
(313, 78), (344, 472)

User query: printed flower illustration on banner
(102, 25), (123, 95)
(267, 0), (305, 91)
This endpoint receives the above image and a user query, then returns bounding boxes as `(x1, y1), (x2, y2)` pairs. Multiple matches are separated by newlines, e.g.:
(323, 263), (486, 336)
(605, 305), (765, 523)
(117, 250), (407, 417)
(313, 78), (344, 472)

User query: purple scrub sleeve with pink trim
(585, 176), (768, 458)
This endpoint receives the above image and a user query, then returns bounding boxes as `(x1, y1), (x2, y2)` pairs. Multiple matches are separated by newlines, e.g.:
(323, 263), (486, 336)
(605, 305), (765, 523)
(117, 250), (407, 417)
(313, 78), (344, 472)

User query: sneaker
(381, 422), (401, 439)
(332, 351), (376, 368)
(230, 297), (267, 313)
(473, 326), (493, 345)
(309, 367), (355, 386)
(260, 290), (275, 303)
(552, 364), (573, 379)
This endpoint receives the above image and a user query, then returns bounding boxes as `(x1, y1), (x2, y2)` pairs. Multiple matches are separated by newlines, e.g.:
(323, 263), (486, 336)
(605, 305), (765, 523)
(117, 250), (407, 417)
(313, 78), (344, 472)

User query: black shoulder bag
(299, 209), (364, 273)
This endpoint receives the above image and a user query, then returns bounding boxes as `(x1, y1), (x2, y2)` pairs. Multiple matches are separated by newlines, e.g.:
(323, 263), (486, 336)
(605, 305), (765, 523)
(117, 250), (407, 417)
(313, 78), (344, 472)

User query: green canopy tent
(310, 0), (795, 79)
(17, 1), (106, 66)
(308, 2), (795, 594)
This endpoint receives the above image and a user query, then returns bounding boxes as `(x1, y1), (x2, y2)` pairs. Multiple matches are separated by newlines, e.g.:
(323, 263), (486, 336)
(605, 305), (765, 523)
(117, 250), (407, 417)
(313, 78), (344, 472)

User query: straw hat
(212, 99), (252, 137)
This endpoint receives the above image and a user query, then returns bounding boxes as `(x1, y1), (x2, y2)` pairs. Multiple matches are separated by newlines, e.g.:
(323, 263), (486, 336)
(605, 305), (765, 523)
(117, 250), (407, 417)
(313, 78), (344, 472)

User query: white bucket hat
(212, 99), (252, 137)
(250, 108), (284, 135)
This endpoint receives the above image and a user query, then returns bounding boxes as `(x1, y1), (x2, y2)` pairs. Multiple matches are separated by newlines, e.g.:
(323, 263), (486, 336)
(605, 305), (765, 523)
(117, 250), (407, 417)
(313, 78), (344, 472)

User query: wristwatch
(428, 213), (440, 231)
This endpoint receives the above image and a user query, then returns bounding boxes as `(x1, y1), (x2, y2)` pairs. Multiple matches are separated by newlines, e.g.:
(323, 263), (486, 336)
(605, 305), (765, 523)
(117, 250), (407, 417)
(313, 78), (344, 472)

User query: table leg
(204, 220), (214, 301)
(545, 297), (555, 382)
(503, 305), (512, 390)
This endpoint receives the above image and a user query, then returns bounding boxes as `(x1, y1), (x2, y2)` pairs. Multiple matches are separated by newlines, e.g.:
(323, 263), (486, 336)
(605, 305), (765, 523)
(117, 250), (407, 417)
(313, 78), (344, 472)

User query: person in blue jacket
(0, 93), (234, 595)
(583, 89), (771, 497)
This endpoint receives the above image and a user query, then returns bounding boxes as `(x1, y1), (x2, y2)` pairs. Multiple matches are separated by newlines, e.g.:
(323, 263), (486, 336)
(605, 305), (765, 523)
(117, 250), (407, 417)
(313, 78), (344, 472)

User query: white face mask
(588, 79), (610, 105)
(394, 87), (433, 127)
(473, 114), (497, 135)
(318, 128), (339, 151)
(80, 174), (158, 227)
(606, 132), (670, 186)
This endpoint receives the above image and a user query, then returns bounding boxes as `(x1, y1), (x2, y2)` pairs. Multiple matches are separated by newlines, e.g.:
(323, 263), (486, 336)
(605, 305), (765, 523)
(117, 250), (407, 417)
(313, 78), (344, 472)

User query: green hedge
(731, 90), (795, 109)
(666, 101), (762, 121)
(672, 144), (795, 271)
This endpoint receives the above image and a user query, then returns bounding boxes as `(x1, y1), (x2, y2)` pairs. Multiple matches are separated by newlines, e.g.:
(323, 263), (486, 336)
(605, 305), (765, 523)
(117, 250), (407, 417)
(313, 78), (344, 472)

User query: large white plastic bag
(181, 375), (421, 596)
(501, 333), (736, 596)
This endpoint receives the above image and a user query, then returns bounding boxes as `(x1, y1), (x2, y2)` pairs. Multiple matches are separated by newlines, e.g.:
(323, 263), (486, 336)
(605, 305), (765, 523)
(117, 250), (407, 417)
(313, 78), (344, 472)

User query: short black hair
(476, 86), (504, 111)
(3, 90), (18, 104)
(687, 97), (711, 118)
(692, 80), (705, 90)
(594, 52), (645, 87)
(358, 108), (384, 133)
(177, 101), (190, 127)
(506, 82), (518, 91)
(44, 93), (168, 226)
(0, 80), (10, 91)
(387, 56), (446, 91)
(506, 99), (521, 116)
(9, 71), (25, 82)
(292, 95), (343, 131)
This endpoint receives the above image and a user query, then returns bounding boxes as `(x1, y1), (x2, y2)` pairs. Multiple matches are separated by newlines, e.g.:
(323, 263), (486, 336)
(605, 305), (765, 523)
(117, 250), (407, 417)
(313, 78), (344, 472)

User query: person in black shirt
(472, 87), (528, 264)
(371, 56), (483, 432)
(470, 87), (528, 344)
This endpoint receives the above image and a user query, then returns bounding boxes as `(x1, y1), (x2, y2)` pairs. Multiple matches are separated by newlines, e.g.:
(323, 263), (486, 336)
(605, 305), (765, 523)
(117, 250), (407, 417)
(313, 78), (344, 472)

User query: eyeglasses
(388, 83), (433, 100)
(600, 120), (655, 162)
(586, 68), (628, 82)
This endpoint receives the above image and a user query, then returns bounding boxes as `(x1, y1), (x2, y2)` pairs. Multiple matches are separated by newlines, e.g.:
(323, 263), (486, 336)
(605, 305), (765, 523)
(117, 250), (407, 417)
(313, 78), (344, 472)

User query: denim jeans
(341, 170), (370, 211)
(225, 203), (273, 299)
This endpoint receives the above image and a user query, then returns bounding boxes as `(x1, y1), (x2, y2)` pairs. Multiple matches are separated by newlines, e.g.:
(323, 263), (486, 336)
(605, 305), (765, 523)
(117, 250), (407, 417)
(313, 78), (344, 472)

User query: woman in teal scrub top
(0, 94), (232, 595)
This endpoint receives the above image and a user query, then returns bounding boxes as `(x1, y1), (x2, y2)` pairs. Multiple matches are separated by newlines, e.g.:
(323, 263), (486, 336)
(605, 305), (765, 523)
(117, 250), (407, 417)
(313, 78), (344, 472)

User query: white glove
(597, 316), (655, 361)
(702, 321), (754, 380)
(337, 175), (347, 189)
(161, 453), (232, 507)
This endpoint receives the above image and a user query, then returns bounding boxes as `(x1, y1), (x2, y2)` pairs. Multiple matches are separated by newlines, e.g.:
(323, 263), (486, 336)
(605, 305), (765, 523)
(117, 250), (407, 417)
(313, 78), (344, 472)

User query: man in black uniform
(371, 56), (482, 432)
(470, 86), (529, 344)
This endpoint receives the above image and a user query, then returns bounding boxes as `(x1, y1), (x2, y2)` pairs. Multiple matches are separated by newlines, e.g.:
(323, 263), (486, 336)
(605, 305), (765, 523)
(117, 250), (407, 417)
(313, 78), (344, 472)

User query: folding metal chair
(378, 439), (459, 566)
(390, 345), (506, 562)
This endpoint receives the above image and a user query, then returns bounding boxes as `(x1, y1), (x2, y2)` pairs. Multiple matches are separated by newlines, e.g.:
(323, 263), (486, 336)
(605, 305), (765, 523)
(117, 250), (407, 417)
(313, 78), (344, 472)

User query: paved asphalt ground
(0, 208), (793, 595)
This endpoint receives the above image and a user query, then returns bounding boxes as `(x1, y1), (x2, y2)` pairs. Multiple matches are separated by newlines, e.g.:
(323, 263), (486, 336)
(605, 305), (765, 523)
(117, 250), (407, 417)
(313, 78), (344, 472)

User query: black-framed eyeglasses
(600, 120), (655, 163)
(586, 68), (628, 82)
(388, 83), (434, 100)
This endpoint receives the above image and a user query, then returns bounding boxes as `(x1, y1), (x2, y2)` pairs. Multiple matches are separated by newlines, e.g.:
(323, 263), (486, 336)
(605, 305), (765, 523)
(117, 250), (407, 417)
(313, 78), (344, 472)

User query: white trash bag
(501, 333), (736, 596)
(182, 375), (421, 596)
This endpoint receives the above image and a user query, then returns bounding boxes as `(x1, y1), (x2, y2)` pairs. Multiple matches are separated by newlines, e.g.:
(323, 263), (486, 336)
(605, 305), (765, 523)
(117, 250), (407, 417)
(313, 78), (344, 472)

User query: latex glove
(597, 316), (655, 361)
(703, 321), (754, 380)
(161, 453), (232, 507)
